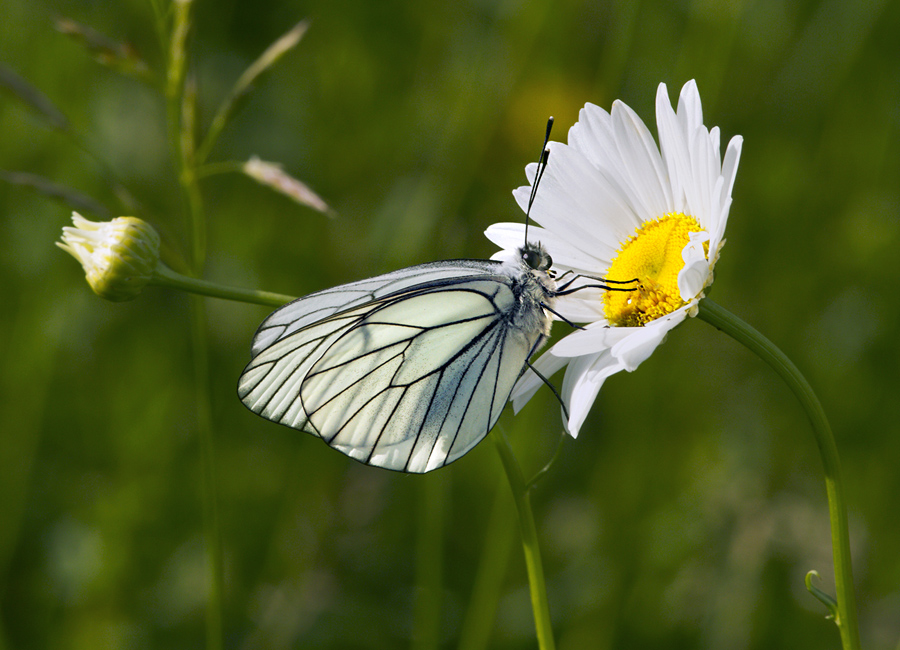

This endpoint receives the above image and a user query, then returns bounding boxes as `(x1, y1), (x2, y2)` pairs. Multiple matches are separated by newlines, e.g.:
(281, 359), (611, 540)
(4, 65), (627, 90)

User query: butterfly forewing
(238, 251), (555, 473)
(249, 261), (499, 355)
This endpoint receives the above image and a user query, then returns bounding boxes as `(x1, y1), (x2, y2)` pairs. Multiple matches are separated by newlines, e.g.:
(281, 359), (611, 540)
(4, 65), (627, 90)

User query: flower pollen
(603, 213), (705, 327)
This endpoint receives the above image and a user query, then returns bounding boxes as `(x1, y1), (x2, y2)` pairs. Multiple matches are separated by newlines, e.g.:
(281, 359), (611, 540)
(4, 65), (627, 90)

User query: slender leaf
(54, 17), (156, 85)
(0, 170), (110, 218)
(0, 65), (69, 131)
(198, 20), (309, 163)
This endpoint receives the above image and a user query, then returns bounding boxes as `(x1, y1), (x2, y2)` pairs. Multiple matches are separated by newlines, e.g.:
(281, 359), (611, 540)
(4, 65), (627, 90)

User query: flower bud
(243, 156), (331, 214)
(57, 212), (161, 301)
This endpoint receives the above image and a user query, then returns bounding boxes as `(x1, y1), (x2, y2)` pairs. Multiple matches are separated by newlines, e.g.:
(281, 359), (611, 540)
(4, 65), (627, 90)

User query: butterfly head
(519, 242), (553, 274)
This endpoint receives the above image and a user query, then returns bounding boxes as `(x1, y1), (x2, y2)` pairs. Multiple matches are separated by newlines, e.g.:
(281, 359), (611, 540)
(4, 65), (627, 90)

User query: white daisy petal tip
(484, 222), (527, 251)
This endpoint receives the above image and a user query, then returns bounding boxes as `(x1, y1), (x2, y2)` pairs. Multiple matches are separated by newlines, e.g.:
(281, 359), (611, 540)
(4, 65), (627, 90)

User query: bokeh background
(2, 0), (899, 648)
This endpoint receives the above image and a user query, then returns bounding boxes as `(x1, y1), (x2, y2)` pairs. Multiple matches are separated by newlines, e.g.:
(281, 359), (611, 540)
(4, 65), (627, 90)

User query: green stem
(456, 481), (516, 650)
(164, 0), (190, 191)
(492, 431), (555, 650)
(413, 473), (447, 650)
(164, 5), (223, 649)
(697, 299), (860, 650)
(151, 264), (295, 307)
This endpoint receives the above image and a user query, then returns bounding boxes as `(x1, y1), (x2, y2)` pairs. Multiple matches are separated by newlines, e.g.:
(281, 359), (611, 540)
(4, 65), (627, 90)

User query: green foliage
(2, 0), (899, 648)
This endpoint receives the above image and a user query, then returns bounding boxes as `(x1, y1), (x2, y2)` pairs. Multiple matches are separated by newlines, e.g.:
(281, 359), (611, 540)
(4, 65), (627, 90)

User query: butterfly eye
(522, 248), (552, 272)
(522, 248), (543, 270)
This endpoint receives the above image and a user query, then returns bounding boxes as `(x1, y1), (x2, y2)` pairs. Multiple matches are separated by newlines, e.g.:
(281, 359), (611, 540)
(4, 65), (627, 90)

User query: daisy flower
(486, 80), (742, 436)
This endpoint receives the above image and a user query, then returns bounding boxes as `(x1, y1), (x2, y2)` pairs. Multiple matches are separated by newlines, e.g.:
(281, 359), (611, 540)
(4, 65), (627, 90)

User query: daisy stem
(492, 430), (556, 650)
(151, 263), (295, 307)
(697, 299), (860, 650)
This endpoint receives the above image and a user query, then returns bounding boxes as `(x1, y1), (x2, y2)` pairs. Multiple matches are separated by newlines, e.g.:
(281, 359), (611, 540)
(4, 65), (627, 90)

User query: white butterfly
(237, 242), (559, 473)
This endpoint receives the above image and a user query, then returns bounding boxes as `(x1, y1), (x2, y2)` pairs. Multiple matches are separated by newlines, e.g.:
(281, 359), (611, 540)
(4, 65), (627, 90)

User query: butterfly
(237, 242), (560, 473)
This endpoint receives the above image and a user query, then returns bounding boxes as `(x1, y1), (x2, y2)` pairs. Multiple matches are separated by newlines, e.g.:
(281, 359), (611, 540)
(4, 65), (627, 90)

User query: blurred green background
(2, 0), (899, 648)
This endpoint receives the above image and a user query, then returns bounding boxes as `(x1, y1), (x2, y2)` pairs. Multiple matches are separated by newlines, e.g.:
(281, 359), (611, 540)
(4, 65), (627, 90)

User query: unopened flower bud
(57, 212), (161, 301)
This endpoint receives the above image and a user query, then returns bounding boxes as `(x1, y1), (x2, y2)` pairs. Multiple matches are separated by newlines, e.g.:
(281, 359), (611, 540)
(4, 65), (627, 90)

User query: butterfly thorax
(500, 243), (556, 339)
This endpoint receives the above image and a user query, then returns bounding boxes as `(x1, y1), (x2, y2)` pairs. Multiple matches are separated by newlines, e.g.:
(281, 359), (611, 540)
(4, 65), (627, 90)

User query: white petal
(721, 136), (743, 201)
(611, 100), (673, 218)
(561, 352), (622, 437)
(687, 125), (715, 229)
(708, 126), (722, 175)
(485, 222), (529, 252)
(678, 231), (711, 301)
(522, 161), (540, 185)
(709, 199), (731, 264)
(676, 80), (703, 136)
(552, 295), (605, 323)
(656, 83), (690, 215)
(568, 103), (616, 168)
(709, 135), (743, 251)
(550, 322), (634, 357)
(609, 309), (688, 371)
(529, 143), (637, 251)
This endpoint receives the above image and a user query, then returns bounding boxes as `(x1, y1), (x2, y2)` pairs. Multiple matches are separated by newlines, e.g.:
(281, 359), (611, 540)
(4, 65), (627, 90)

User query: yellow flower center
(603, 213), (706, 327)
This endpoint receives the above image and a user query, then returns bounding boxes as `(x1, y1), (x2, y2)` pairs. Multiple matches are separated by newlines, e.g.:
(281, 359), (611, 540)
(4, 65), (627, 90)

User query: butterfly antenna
(525, 116), (554, 245)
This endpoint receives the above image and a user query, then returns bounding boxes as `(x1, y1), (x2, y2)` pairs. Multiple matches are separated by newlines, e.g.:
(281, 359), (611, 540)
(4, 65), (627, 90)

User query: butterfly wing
(238, 260), (547, 472)
(248, 261), (498, 355)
